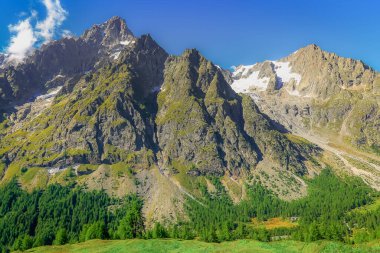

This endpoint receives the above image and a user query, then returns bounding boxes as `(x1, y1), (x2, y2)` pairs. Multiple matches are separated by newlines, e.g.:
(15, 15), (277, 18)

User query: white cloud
(4, 0), (68, 64)
(6, 18), (37, 62)
(36, 0), (67, 42)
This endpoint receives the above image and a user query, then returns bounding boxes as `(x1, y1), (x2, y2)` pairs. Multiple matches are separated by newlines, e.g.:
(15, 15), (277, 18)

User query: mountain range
(0, 16), (379, 225)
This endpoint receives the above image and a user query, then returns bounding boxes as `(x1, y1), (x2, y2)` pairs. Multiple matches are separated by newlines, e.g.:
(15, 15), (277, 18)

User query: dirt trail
(299, 131), (379, 190)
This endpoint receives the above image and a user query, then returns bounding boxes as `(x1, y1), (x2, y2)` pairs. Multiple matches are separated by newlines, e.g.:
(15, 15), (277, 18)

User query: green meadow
(24, 239), (380, 253)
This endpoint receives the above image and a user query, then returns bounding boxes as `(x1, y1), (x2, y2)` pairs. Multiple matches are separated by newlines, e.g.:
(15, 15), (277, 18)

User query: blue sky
(0, 0), (379, 70)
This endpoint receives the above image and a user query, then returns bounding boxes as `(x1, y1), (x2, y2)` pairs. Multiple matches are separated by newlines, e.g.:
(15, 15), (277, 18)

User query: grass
(171, 159), (206, 198)
(251, 217), (298, 230)
(19, 167), (49, 191)
(285, 134), (313, 146)
(350, 198), (380, 214)
(23, 239), (380, 253)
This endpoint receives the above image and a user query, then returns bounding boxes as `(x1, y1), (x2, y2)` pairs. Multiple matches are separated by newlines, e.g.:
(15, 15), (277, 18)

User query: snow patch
(111, 51), (121, 60)
(232, 64), (256, 77)
(231, 60), (302, 95)
(286, 89), (301, 97)
(120, 40), (130, 46)
(120, 39), (135, 46)
(231, 69), (270, 93)
(36, 86), (62, 101)
(271, 61), (301, 85)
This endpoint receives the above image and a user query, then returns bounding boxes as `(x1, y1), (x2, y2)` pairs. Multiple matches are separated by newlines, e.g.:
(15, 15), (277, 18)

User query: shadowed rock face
(0, 54), (5, 67)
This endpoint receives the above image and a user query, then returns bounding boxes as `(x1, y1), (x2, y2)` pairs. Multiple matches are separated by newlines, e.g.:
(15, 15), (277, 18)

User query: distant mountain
(231, 44), (378, 98)
(230, 44), (380, 188)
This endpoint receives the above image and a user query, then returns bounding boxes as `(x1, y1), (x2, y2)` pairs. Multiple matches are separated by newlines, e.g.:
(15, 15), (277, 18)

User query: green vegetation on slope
(185, 169), (378, 243)
(0, 63), (156, 184)
(0, 180), (145, 252)
(1, 169), (379, 252)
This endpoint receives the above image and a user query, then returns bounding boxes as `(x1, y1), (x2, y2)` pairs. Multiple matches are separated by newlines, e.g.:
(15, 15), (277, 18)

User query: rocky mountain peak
(297, 44), (322, 53)
(182, 48), (201, 57)
(284, 44), (325, 62)
(289, 44), (373, 72)
(229, 43), (380, 181)
(82, 16), (134, 47)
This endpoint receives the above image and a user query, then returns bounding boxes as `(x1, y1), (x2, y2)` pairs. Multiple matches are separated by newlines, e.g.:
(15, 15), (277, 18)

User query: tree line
(185, 169), (379, 243)
(0, 168), (379, 252)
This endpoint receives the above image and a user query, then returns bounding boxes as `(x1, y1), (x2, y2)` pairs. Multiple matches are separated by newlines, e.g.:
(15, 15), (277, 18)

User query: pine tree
(54, 228), (68, 245)
(152, 222), (167, 239)
(117, 195), (144, 239)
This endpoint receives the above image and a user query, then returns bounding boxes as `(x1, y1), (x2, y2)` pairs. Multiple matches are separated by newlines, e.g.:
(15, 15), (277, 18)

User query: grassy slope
(25, 239), (380, 253)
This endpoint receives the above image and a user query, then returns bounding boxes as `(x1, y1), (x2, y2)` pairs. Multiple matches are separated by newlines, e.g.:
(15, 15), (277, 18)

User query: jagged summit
(294, 44), (322, 53)
(82, 16), (134, 46)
